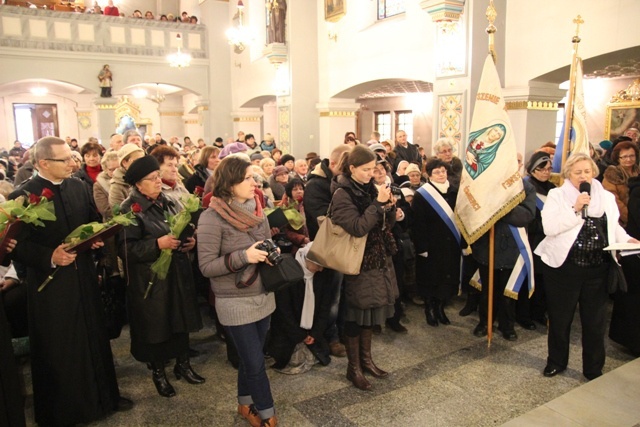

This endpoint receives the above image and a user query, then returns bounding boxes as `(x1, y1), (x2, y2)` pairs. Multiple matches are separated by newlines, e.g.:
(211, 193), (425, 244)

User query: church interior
(1, 0), (640, 425)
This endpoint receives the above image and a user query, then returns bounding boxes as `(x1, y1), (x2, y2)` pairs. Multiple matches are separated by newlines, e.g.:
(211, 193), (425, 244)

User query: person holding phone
(119, 155), (204, 398)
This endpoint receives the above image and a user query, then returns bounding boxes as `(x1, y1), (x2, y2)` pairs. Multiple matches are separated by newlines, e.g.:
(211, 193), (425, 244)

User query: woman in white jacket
(535, 153), (638, 380)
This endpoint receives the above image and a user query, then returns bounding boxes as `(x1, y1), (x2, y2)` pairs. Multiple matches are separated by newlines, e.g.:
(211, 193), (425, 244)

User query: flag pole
(560, 15), (584, 169)
(485, 0), (497, 348)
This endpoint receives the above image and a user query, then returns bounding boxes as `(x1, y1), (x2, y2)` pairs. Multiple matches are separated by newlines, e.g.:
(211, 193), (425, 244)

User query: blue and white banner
(416, 183), (461, 246)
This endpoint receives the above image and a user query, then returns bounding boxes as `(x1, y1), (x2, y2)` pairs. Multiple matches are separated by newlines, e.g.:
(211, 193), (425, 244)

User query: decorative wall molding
(505, 100), (558, 111)
(319, 110), (356, 117)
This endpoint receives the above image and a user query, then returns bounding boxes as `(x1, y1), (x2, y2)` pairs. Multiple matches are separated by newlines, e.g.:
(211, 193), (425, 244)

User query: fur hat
(124, 155), (160, 185)
(117, 143), (144, 166)
(280, 154), (295, 166)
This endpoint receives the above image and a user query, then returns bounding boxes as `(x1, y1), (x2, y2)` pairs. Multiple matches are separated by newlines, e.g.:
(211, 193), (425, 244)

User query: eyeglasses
(619, 155), (637, 160)
(141, 173), (162, 181)
(536, 167), (553, 173)
(45, 157), (74, 164)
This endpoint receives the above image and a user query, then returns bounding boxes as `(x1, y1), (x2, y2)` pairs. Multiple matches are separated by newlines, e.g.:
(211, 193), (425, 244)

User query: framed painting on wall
(605, 104), (640, 140)
(325, 0), (345, 22)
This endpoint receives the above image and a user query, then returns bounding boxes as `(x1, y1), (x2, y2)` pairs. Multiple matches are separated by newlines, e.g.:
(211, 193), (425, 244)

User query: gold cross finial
(573, 15), (584, 37)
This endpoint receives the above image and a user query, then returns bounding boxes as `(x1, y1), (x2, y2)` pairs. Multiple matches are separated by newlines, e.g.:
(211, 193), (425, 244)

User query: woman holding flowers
(119, 155), (204, 398)
(198, 156), (278, 427)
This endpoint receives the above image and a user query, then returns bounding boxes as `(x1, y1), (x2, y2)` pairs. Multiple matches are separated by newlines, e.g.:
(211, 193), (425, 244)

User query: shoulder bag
(307, 189), (367, 275)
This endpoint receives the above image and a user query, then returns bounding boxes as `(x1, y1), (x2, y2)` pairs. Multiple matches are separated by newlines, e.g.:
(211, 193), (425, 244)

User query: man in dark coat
(303, 144), (351, 240)
(393, 130), (422, 172)
(9, 137), (128, 426)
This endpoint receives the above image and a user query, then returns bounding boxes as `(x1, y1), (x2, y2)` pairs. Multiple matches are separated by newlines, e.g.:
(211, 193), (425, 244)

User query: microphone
(579, 182), (591, 219)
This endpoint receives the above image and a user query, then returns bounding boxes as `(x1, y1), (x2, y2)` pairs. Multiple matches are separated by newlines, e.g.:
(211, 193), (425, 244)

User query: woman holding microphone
(535, 153), (638, 380)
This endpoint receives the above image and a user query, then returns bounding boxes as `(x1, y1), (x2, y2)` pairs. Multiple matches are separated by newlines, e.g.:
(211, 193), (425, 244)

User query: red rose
(41, 188), (54, 200)
(28, 193), (40, 205)
(131, 203), (142, 213)
(194, 186), (204, 197)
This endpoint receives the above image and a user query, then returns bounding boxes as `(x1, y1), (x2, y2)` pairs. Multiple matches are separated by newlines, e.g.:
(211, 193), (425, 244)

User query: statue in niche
(98, 64), (112, 97)
(267, 0), (287, 44)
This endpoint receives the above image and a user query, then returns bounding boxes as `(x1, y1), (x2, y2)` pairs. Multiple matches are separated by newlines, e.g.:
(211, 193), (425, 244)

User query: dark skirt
(609, 255), (640, 355)
(131, 332), (189, 362)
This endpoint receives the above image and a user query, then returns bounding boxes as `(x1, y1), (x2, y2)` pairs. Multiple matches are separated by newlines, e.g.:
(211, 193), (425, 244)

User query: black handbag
(608, 260), (628, 294)
(258, 253), (304, 293)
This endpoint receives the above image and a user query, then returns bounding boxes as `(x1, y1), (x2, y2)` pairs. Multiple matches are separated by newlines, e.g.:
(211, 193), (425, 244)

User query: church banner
(454, 55), (524, 244)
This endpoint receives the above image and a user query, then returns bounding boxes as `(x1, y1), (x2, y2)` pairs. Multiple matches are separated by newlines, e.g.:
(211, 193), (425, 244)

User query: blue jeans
(225, 316), (275, 419)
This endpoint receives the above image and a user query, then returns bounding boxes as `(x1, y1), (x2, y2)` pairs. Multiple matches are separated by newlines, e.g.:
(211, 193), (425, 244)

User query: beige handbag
(307, 190), (367, 275)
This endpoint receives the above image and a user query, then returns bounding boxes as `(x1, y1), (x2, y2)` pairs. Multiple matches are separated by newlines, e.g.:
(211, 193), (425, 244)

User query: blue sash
(416, 184), (461, 245)
(503, 225), (535, 299)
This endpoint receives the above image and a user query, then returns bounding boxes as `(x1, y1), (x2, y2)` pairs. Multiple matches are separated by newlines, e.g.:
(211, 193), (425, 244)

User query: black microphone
(579, 182), (591, 219)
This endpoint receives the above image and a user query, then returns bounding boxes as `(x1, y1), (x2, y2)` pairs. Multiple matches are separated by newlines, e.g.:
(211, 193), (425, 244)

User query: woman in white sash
(411, 159), (462, 327)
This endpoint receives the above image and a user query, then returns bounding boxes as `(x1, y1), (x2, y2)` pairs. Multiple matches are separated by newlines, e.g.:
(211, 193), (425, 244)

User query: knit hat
(117, 143), (144, 166)
(124, 155), (160, 185)
(273, 165), (289, 177)
(526, 151), (551, 175)
(218, 142), (248, 159)
(280, 154), (295, 166)
(250, 152), (263, 162)
(405, 163), (421, 176)
(369, 143), (386, 153)
(599, 140), (613, 150)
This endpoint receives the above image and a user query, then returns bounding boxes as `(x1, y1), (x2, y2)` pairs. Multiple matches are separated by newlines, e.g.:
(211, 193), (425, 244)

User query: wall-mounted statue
(267, 0), (287, 44)
(98, 64), (113, 97)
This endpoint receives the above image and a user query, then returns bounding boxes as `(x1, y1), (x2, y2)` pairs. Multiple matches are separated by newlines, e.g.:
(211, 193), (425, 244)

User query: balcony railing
(0, 5), (207, 60)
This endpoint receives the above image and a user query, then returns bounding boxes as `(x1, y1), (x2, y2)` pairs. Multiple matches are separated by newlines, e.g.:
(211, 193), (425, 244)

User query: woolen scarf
(560, 178), (605, 218)
(295, 243), (315, 330)
(209, 194), (264, 232)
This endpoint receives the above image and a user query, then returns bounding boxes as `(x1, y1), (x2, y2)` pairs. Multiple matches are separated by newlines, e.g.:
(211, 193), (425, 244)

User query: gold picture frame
(325, 0), (345, 22)
(605, 103), (640, 140)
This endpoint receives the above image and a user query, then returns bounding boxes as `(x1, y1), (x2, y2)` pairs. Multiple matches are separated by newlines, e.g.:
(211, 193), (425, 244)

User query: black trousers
(543, 261), (608, 377)
(478, 266), (515, 331)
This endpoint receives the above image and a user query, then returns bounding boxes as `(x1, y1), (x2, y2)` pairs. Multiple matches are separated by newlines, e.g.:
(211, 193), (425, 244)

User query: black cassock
(10, 175), (120, 426)
(0, 294), (25, 427)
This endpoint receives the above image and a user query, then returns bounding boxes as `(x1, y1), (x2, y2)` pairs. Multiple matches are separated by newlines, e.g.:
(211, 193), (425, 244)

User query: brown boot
(329, 341), (346, 357)
(345, 335), (372, 391)
(360, 328), (388, 378)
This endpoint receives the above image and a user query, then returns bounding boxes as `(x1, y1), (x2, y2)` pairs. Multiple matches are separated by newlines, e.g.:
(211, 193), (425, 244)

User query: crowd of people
(1, 127), (639, 426)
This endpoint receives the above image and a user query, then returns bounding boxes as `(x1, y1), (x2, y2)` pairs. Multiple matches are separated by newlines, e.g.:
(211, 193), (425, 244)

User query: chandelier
(167, 34), (192, 68)
(226, 1), (255, 54)
(147, 84), (166, 104)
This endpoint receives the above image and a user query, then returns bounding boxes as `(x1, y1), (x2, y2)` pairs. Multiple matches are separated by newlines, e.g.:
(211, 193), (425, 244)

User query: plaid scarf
(209, 195), (264, 232)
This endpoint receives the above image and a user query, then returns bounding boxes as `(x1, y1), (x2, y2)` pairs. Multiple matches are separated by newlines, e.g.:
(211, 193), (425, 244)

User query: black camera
(256, 239), (283, 265)
(389, 184), (403, 198)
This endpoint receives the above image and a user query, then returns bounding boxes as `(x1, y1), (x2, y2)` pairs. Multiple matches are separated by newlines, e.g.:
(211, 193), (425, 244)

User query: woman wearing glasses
(602, 141), (639, 227)
(119, 156), (203, 398)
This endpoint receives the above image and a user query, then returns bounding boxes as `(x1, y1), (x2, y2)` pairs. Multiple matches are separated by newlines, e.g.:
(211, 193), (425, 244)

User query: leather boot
(151, 362), (176, 397)
(425, 298), (439, 327)
(360, 328), (388, 378)
(459, 290), (480, 316)
(436, 299), (451, 325)
(345, 335), (371, 391)
(174, 356), (205, 384)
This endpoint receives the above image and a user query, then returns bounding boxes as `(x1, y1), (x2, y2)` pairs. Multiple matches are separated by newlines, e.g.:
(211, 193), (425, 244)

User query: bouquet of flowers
(38, 206), (137, 292)
(0, 188), (56, 263)
(145, 194), (201, 299)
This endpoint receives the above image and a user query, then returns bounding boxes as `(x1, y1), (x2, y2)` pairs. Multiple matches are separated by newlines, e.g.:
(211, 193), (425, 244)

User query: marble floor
(19, 296), (638, 426)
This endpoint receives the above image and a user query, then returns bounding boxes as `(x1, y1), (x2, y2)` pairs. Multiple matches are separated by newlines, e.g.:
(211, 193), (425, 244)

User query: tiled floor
(19, 296), (638, 426)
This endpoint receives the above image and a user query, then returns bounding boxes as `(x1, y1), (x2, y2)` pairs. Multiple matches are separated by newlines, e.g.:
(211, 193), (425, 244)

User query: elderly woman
(432, 138), (463, 188)
(400, 163), (425, 190)
(119, 156), (204, 397)
(149, 145), (190, 202)
(330, 145), (398, 391)
(602, 141), (639, 227)
(412, 159), (461, 327)
(185, 146), (220, 197)
(93, 151), (119, 221)
(393, 160), (410, 185)
(269, 165), (289, 201)
(108, 143), (145, 210)
(535, 153), (638, 380)
(198, 156), (278, 427)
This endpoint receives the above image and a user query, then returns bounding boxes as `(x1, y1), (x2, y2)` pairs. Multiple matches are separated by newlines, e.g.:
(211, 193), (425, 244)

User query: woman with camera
(198, 156), (278, 427)
(330, 145), (399, 391)
(119, 156), (204, 398)
(535, 153), (638, 380)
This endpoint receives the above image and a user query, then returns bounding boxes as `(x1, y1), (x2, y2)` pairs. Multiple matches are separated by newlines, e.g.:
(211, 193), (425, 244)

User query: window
(378, 0), (406, 20)
(13, 104), (59, 146)
(375, 112), (391, 141)
(396, 110), (413, 142)
(555, 103), (566, 143)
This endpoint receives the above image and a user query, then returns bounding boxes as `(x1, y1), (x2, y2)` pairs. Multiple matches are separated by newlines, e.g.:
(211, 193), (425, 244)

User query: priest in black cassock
(9, 137), (130, 426)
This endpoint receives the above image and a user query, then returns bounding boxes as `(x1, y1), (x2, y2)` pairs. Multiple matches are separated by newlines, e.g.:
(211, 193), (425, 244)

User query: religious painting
(325, 0), (345, 22)
(605, 103), (640, 140)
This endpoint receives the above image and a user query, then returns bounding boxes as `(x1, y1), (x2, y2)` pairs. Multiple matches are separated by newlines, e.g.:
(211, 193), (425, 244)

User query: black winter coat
(471, 179), (537, 269)
(184, 164), (209, 195)
(119, 188), (201, 351)
(303, 159), (334, 240)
